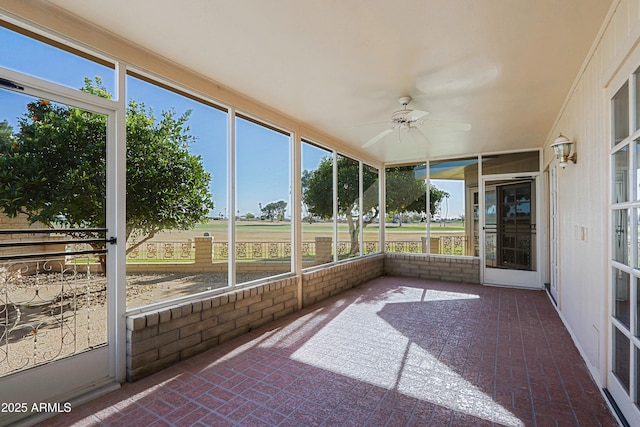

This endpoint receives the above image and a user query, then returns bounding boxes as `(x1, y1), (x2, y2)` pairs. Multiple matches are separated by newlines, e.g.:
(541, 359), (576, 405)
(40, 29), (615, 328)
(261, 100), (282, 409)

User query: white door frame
(0, 67), (124, 425)
(549, 164), (560, 304)
(480, 172), (543, 289)
(605, 43), (640, 426)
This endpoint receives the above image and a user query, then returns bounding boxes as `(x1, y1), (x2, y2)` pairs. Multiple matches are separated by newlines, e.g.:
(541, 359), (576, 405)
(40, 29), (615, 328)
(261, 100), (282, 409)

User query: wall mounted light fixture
(550, 133), (577, 168)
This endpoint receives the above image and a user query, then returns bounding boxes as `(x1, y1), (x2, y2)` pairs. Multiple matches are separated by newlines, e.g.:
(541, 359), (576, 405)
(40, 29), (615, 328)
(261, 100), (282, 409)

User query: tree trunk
(97, 253), (107, 275)
(346, 214), (359, 255)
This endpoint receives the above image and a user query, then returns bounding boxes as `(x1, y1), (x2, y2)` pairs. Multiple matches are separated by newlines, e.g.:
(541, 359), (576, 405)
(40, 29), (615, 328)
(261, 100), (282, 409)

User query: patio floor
(42, 276), (618, 426)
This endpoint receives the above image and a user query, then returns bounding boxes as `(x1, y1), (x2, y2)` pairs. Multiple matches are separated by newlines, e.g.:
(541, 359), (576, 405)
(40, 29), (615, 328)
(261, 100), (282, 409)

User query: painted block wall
(126, 276), (299, 381)
(384, 253), (480, 284)
(302, 254), (385, 306)
(127, 253), (483, 381)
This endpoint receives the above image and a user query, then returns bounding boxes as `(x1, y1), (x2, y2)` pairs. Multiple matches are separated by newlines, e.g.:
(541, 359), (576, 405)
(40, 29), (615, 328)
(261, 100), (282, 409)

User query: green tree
(302, 157), (379, 255)
(302, 160), (448, 255)
(0, 78), (213, 271)
(0, 120), (12, 145)
(385, 166), (449, 226)
(260, 200), (287, 221)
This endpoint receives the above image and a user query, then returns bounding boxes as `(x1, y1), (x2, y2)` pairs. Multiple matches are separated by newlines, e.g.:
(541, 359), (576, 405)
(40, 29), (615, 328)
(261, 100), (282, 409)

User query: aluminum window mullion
(425, 160), (431, 254)
(631, 75), (640, 404)
(379, 166), (385, 254)
(228, 108), (236, 289)
(630, 73), (636, 136)
(112, 61), (127, 383)
(359, 161), (363, 257)
(478, 155), (485, 284)
(292, 133), (302, 309)
(333, 151), (338, 263)
(632, 152), (639, 272)
(292, 133), (301, 274)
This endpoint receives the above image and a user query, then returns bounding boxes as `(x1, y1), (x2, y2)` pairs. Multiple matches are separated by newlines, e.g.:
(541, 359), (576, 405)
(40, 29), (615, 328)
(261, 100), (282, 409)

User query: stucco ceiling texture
(48, 0), (613, 164)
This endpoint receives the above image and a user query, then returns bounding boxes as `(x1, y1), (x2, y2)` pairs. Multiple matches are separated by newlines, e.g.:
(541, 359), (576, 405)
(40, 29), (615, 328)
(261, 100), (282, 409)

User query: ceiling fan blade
(362, 128), (394, 147)
(354, 120), (394, 128)
(424, 118), (472, 132)
(406, 109), (430, 121)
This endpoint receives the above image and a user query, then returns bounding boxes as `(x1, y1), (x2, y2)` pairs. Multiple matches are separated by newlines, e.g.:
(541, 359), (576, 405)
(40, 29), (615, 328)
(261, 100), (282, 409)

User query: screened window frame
(1, 17), (385, 314)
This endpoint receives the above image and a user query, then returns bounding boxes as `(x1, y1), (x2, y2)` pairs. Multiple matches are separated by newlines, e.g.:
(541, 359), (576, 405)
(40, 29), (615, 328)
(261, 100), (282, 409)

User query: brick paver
(42, 277), (618, 426)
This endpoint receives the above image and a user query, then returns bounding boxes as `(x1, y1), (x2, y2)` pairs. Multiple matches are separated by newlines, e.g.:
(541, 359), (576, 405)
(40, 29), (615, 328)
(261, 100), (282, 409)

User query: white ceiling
(47, 0), (612, 164)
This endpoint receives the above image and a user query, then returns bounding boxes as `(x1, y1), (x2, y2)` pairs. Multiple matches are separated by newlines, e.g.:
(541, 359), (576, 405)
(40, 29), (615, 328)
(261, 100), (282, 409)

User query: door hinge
(107, 237), (117, 245)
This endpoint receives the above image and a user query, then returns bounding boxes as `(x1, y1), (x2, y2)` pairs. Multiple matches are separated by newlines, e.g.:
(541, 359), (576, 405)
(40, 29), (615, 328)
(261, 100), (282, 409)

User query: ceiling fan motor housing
(398, 96), (412, 106)
(392, 109), (415, 128)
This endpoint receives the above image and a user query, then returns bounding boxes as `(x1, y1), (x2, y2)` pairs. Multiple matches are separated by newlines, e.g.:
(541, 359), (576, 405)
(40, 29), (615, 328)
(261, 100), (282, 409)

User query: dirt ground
(0, 269), (280, 377)
(124, 270), (284, 307)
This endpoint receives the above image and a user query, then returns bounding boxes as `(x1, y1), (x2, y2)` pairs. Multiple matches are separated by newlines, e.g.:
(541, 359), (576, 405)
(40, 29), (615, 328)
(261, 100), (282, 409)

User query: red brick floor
(42, 277), (618, 426)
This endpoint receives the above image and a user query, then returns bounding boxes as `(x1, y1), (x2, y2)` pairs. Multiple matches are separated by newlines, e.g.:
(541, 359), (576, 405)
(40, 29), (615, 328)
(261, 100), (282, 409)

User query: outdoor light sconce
(551, 133), (577, 168)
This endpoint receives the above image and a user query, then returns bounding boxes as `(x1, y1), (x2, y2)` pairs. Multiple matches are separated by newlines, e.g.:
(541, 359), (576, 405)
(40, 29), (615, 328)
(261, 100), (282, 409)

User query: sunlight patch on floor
(424, 289), (480, 301)
(279, 286), (523, 426)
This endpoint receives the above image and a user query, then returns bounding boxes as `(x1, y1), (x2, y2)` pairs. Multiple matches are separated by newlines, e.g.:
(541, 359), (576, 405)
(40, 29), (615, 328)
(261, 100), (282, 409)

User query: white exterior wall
(545, 0), (640, 386)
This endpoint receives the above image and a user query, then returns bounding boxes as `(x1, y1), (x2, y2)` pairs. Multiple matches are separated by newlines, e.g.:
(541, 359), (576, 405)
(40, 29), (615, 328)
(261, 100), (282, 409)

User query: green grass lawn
(196, 220), (464, 233)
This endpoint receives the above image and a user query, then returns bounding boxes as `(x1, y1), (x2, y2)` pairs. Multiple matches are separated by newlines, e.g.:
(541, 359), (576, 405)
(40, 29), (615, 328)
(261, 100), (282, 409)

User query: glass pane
(485, 189), (497, 268)
(0, 89), (107, 375)
(614, 146), (629, 203)
(613, 81), (630, 146)
(236, 117), (291, 282)
(301, 142), (334, 266)
(337, 155), (359, 259)
(125, 75), (227, 308)
(636, 277), (640, 336)
(636, 67), (640, 132)
(613, 326), (630, 392)
(613, 209), (630, 265)
(363, 164), (380, 255)
(637, 209), (640, 269)
(636, 140), (640, 200)
(614, 268), (630, 328)
(636, 347), (640, 404)
(485, 180), (535, 271)
(473, 191), (480, 256)
(429, 157), (479, 256)
(480, 151), (539, 175)
(0, 25), (115, 96)
(502, 182), (534, 270)
(385, 164), (427, 254)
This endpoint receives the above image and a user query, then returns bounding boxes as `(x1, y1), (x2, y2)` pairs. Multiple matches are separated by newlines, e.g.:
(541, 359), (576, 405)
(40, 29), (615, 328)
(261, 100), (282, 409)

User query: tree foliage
(302, 156), (380, 255)
(260, 200), (287, 221)
(302, 160), (449, 254)
(385, 166), (449, 226)
(0, 78), (214, 268)
(0, 121), (12, 145)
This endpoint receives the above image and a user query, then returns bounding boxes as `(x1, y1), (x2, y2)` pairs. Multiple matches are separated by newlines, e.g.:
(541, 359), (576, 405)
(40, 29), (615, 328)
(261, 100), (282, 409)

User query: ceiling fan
(361, 96), (471, 148)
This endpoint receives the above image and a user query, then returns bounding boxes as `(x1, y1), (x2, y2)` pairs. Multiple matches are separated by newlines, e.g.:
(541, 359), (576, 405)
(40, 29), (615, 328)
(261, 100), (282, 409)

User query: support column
(315, 236), (333, 264)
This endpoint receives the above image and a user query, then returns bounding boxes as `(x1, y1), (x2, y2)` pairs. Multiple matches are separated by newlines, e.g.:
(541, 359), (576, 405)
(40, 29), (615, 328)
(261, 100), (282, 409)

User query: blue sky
(0, 26), (308, 217)
(433, 180), (465, 218)
(0, 26), (464, 219)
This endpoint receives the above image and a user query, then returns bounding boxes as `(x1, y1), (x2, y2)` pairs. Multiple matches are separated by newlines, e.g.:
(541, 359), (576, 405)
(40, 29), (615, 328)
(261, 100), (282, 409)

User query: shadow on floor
(41, 276), (617, 426)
